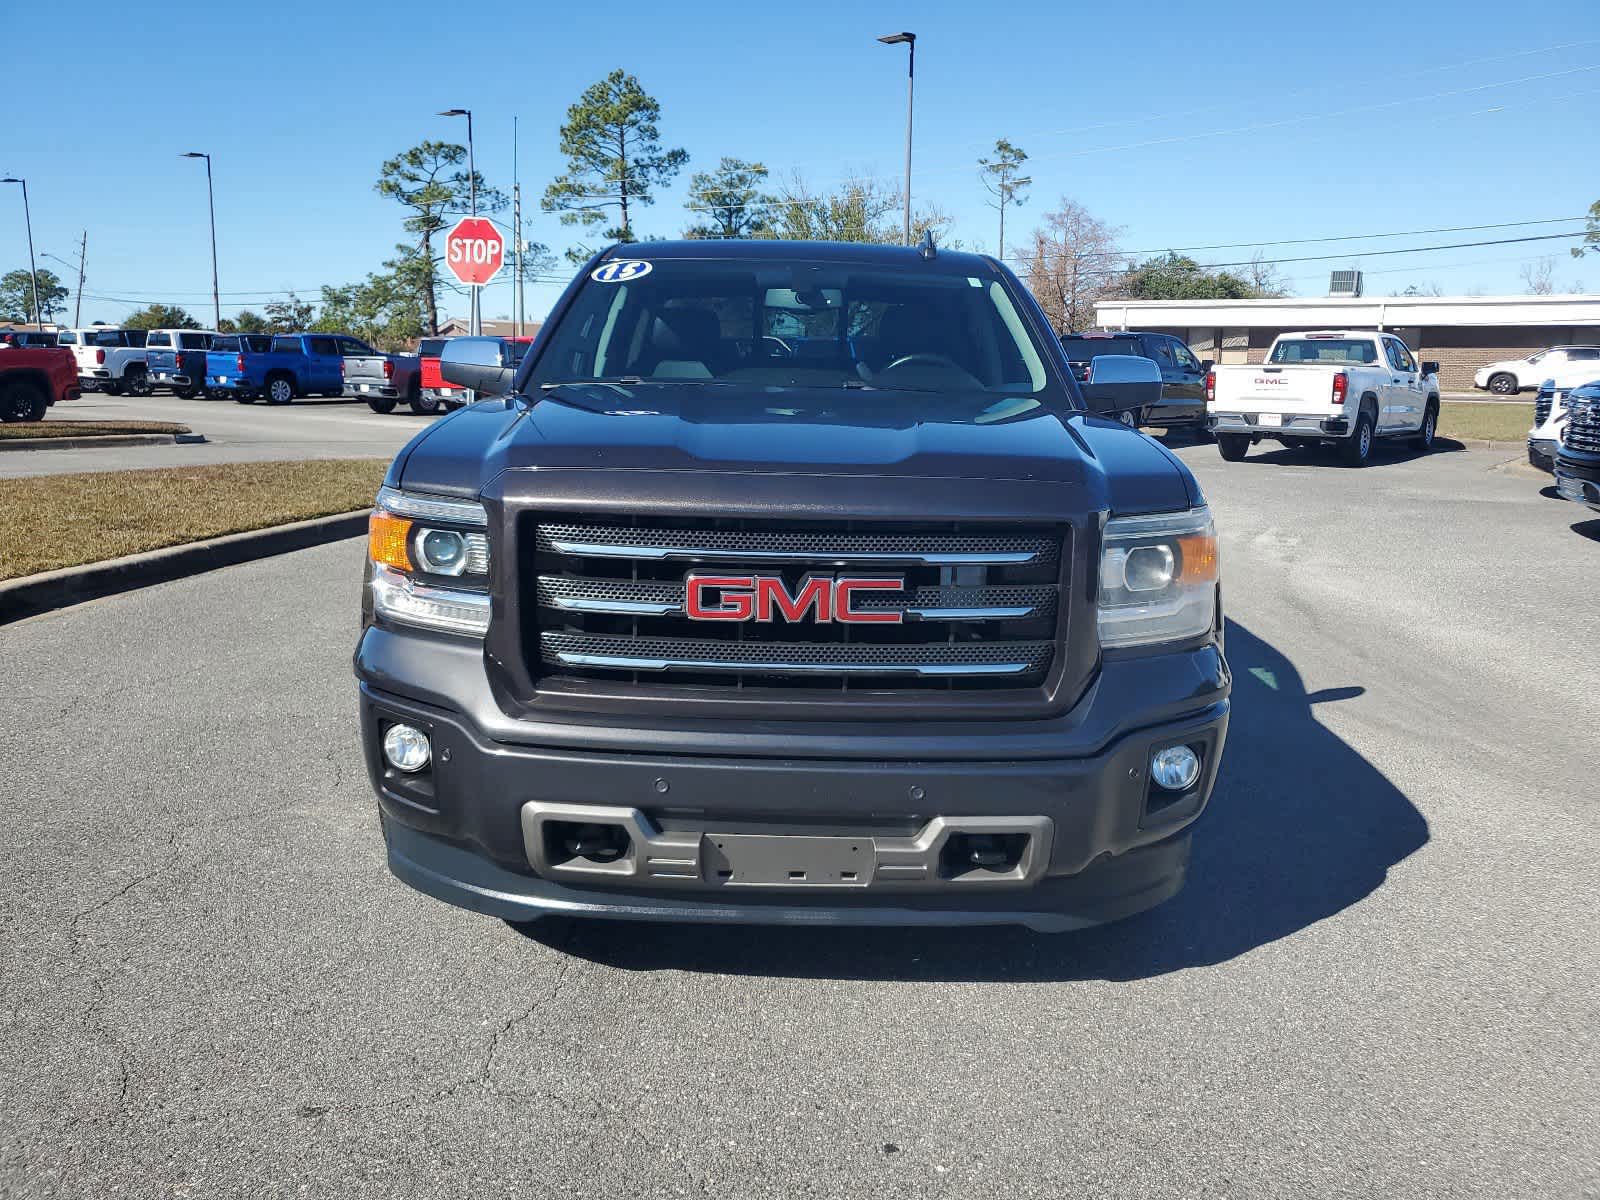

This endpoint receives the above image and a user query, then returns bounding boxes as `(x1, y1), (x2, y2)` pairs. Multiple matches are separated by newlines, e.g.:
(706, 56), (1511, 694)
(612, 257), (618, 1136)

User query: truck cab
(1058, 330), (1211, 432)
(1207, 330), (1441, 466)
(356, 240), (1229, 935)
(144, 329), (215, 398)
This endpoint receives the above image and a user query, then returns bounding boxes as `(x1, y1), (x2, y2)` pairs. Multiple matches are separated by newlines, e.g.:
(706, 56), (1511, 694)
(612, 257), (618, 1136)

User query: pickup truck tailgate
(1212, 365), (1340, 415)
(345, 355), (390, 388)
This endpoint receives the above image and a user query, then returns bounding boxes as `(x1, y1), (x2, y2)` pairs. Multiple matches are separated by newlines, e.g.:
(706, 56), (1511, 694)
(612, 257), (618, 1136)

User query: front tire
(0, 380), (48, 422)
(1487, 373), (1518, 396)
(1217, 433), (1250, 461)
(1412, 402), (1438, 451)
(1341, 411), (1375, 466)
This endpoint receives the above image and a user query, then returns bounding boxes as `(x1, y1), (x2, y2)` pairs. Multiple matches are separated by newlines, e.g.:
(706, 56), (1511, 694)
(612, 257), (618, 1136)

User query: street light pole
(877, 32), (917, 246)
(182, 153), (221, 330)
(1, 177), (43, 329)
(513, 114), (523, 338)
(440, 108), (480, 335)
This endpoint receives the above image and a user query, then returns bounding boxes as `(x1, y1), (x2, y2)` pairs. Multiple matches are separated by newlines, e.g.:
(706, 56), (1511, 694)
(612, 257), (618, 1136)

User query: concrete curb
(0, 432), (205, 452)
(0, 509), (368, 625)
(1451, 437), (1525, 450)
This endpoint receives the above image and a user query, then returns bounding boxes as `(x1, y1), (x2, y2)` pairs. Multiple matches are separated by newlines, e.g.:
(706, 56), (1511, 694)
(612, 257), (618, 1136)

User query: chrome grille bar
(536, 577), (1055, 622)
(540, 631), (1053, 677)
(537, 522), (1058, 568)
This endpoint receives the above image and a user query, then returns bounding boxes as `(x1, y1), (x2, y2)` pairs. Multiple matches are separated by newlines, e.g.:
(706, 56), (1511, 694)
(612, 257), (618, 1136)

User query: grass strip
(1, 458), (385, 580)
(0, 421), (191, 441)
(1437, 402), (1533, 443)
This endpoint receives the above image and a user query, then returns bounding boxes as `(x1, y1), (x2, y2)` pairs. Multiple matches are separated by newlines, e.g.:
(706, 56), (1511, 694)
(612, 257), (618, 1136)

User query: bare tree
(1014, 198), (1122, 333)
(1520, 256), (1556, 296)
(1245, 250), (1289, 298)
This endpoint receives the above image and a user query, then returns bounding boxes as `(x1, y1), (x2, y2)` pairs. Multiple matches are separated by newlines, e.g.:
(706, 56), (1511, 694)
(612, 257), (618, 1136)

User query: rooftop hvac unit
(1329, 270), (1364, 298)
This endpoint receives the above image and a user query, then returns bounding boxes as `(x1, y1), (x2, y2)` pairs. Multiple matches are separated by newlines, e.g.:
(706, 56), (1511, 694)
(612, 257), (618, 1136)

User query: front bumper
(1555, 449), (1600, 511)
(356, 626), (1229, 931)
(1209, 411), (1348, 438)
(1529, 439), (1558, 472)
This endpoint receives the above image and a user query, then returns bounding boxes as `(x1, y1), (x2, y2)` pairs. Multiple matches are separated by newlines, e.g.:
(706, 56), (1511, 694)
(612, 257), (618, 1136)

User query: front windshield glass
(531, 257), (1054, 399)
(1269, 338), (1378, 365)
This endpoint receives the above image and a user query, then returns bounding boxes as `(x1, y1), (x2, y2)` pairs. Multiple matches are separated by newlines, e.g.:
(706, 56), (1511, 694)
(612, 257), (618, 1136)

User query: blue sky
(4, 0), (1597, 327)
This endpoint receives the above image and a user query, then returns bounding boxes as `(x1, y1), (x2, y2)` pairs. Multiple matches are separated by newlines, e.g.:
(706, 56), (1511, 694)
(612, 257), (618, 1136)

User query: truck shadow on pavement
(1239, 437), (1465, 468)
(521, 619), (1429, 982)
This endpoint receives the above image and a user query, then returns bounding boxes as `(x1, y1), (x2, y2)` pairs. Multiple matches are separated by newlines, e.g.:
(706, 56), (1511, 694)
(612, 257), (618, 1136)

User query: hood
(393, 383), (1195, 515)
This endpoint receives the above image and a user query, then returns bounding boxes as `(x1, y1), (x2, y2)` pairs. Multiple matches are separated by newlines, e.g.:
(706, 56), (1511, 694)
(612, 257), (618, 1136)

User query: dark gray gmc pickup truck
(355, 240), (1230, 933)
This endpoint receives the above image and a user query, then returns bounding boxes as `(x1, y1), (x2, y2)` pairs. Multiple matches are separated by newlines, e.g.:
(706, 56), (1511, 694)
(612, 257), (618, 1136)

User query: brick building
(1091, 294), (1600, 392)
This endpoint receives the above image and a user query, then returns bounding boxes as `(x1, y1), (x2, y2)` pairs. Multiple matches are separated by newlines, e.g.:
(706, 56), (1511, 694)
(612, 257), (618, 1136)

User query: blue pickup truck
(205, 333), (344, 404)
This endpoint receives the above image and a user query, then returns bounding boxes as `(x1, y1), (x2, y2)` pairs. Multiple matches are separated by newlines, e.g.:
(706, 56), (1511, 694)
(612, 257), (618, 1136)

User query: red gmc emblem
(685, 573), (903, 623)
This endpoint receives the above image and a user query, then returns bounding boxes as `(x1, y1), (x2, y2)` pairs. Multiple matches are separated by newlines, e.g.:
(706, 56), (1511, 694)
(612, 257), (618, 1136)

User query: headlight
(1097, 507), (1219, 648)
(368, 487), (490, 636)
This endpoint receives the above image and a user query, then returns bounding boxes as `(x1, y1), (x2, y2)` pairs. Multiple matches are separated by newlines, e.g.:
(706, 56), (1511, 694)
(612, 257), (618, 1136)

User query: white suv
(1474, 346), (1600, 396)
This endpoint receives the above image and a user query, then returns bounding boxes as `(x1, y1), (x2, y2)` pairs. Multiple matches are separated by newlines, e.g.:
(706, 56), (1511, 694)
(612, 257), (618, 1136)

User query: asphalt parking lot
(3, 440), (1596, 1198)
(1, 393), (431, 478)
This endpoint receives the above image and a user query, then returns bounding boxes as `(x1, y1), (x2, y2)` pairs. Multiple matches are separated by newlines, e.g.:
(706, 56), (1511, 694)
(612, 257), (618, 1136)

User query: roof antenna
(918, 229), (937, 260)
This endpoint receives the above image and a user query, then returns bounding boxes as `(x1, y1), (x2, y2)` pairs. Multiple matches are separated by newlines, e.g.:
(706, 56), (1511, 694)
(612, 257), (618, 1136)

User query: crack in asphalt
(67, 829), (183, 1126)
(331, 926), (587, 1119)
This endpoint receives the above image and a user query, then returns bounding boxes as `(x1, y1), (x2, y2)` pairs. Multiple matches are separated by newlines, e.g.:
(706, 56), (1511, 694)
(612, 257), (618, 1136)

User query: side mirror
(439, 337), (514, 395)
(1199, 359), (1214, 375)
(1079, 354), (1162, 417)
(1420, 361), (1440, 377)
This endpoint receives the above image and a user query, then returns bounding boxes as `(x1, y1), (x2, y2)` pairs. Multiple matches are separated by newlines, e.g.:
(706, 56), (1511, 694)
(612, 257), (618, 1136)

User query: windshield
(530, 257), (1053, 399)
(1269, 338), (1378, 365)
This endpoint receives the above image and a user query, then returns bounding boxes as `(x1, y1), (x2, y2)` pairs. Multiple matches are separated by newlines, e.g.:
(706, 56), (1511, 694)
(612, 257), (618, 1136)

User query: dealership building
(1091, 294), (1600, 392)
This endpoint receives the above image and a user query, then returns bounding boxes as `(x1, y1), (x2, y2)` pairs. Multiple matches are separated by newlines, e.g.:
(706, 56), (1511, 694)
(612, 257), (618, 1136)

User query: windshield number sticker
(590, 260), (653, 283)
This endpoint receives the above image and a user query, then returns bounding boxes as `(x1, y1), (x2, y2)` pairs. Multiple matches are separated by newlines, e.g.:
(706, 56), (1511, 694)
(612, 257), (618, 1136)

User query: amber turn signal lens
(1176, 534), (1219, 584)
(368, 510), (413, 571)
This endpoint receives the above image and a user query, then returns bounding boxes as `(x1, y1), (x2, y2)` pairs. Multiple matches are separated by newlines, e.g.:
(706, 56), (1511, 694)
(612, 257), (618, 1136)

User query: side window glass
(309, 336), (339, 356)
(1146, 337), (1176, 368)
(1170, 339), (1199, 371)
(1383, 341), (1405, 371)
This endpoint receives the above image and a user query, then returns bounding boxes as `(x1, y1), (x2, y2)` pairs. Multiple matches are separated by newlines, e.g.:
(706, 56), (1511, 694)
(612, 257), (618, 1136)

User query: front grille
(1534, 390), (1555, 427)
(1564, 397), (1600, 453)
(527, 515), (1067, 695)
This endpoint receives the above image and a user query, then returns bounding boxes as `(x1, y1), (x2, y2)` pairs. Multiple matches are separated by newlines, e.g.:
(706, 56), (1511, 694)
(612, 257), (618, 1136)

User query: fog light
(1150, 745), (1200, 791)
(383, 723), (431, 773)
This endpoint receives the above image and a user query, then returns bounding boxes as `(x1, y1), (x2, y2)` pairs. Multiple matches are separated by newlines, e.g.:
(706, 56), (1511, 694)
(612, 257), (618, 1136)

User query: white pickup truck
(56, 326), (151, 395)
(1206, 330), (1440, 466)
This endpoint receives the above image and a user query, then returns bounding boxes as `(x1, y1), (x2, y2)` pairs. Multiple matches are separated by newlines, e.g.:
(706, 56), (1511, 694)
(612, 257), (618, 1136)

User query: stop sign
(443, 217), (505, 286)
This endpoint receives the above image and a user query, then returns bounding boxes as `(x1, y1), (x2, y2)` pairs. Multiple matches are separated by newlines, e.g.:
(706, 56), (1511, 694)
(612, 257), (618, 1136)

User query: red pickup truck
(0, 346), (81, 422)
(416, 335), (534, 414)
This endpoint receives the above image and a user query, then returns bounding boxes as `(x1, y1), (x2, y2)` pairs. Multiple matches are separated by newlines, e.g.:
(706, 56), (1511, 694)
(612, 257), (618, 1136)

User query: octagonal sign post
(443, 217), (505, 287)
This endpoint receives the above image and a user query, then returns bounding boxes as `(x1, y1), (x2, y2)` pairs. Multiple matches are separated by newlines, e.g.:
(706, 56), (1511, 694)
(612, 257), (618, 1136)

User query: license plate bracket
(702, 833), (873, 888)
(1258, 412), (1282, 427)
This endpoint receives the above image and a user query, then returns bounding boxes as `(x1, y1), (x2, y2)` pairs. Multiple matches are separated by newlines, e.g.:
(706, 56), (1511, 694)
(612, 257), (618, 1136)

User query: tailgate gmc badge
(685, 573), (903, 623)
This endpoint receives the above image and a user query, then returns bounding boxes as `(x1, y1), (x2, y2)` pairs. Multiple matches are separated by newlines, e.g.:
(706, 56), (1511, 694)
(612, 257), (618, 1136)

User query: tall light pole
(877, 31), (916, 246)
(1, 178), (43, 329)
(512, 114), (523, 338)
(181, 153), (221, 330)
(439, 108), (480, 335)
